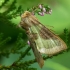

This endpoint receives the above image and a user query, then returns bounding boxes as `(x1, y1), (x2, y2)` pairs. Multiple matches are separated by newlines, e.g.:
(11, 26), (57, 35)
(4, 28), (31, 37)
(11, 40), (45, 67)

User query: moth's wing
(27, 30), (44, 68)
(29, 18), (67, 56)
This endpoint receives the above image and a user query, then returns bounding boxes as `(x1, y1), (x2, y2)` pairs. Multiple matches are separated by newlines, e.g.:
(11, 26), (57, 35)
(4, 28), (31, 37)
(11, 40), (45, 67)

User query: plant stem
(15, 47), (31, 63)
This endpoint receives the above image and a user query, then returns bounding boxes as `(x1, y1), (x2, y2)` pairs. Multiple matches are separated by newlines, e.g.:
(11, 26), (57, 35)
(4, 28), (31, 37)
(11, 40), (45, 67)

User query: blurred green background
(0, 0), (70, 70)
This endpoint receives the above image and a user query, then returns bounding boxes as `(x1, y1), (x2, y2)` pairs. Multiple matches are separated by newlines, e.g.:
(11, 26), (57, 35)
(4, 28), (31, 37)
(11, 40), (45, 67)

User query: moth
(18, 11), (67, 68)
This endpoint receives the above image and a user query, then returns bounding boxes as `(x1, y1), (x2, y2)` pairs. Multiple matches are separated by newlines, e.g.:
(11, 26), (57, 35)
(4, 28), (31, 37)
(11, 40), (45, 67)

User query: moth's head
(21, 11), (31, 18)
(20, 11), (38, 28)
(18, 11), (32, 29)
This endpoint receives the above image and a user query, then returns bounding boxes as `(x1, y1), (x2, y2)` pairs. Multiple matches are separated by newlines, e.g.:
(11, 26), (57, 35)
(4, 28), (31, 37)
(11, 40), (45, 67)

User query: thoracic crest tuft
(21, 11), (31, 18)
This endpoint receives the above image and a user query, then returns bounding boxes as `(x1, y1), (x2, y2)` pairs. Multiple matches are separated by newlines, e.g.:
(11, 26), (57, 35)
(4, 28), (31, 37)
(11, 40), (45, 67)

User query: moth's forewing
(24, 12), (67, 56)
(19, 11), (67, 68)
(29, 21), (67, 56)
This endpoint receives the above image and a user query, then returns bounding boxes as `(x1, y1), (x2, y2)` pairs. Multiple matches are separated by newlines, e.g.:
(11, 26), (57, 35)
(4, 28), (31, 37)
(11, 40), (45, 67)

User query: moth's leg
(45, 25), (54, 28)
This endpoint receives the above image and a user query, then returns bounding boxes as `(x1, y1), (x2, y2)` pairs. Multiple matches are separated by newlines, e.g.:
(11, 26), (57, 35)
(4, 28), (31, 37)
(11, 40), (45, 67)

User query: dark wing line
(36, 25), (51, 49)
(36, 24), (58, 51)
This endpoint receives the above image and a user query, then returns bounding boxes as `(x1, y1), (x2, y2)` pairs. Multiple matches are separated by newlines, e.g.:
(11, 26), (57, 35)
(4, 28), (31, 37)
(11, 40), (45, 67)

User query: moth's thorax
(21, 11), (39, 26)
(21, 11), (31, 18)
